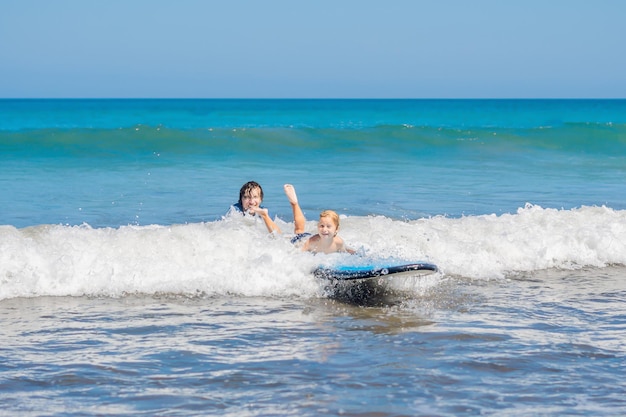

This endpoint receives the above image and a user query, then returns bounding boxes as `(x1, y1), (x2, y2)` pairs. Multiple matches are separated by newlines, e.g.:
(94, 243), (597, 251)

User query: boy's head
(319, 210), (340, 229)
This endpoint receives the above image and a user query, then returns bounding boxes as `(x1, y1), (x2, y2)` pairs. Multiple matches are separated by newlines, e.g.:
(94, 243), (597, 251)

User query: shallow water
(1, 266), (625, 416)
(2, 99), (626, 415)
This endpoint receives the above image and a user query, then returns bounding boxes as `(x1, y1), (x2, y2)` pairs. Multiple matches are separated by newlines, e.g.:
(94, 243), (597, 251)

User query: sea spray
(2, 205), (624, 300)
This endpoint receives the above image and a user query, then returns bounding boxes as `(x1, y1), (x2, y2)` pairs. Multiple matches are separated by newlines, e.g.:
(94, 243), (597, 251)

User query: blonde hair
(319, 210), (340, 229)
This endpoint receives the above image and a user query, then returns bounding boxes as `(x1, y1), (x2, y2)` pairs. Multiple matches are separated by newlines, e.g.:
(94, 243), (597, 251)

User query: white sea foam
(1, 204), (625, 300)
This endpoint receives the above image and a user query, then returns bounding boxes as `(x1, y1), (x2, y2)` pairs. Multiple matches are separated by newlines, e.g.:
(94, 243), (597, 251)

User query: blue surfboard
(313, 262), (438, 281)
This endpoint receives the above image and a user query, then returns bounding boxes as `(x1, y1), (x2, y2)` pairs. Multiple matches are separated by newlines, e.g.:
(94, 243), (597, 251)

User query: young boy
(231, 181), (281, 234)
(284, 184), (354, 254)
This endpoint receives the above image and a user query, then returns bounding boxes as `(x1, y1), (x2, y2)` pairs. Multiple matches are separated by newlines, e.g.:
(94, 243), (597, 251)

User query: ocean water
(1, 99), (625, 416)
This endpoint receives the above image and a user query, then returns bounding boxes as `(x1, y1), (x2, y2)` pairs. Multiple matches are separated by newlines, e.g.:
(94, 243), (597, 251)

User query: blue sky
(1, 0), (624, 98)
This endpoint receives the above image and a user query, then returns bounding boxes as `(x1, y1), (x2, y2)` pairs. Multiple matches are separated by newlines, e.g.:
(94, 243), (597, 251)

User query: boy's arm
(337, 237), (356, 254)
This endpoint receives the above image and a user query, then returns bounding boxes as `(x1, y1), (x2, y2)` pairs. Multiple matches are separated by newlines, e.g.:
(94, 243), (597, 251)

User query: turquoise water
(1, 100), (625, 416)
(2, 99), (625, 227)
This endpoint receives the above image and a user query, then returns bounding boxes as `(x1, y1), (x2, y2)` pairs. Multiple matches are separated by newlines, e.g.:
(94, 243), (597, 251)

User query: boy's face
(241, 187), (262, 211)
(317, 216), (338, 238)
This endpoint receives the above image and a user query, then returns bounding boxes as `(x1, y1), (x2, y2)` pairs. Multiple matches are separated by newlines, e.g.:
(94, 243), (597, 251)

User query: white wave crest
(1, 205), (625, 300)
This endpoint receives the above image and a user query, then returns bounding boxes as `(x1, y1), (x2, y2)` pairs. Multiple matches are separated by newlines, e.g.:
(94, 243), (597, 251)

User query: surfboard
(313, 262), (438, 281)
